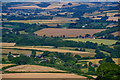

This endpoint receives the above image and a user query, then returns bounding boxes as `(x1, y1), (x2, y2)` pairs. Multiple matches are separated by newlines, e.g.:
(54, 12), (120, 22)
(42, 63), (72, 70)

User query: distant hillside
(1, 0), (119, 2)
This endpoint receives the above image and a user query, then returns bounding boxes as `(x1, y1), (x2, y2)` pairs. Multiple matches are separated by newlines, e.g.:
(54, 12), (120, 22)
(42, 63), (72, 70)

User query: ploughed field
(34, 28), (106, 37)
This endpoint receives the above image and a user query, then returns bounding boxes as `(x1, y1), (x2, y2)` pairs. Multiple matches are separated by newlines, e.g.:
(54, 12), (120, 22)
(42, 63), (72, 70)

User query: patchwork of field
(3, 46), (96, 57)
(79, 58), (120, 65)
(83, 10), (119, 21)
(2, 73), (87, 79)
(64, 38), (118, 45)
(1, 43), (16, 47)
(5, 65), (66, 72)
(34, 28), (106, 37)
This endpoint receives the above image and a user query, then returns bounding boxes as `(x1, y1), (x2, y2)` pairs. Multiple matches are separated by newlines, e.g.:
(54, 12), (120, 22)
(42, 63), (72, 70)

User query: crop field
(107, 17), (118, 21)
(3, 46), (96, 57)
(6, 19), (76, 25)
(64, 38), (117, 45)
(0, 64), (15, 69)
(2, 49), (43, 55)
(111, 31), (120, 36)
(1, 43), (16, 47)
(106, 24), (118, 28)
(34, 28), (106, 37)
(5, 65), (66, 72)
(79, 58), (120, 65)
(8, 6), (41, 9)
(2, 73), (87, 79)
(53, 17), (79, 21)
(83, 10), (119, 21)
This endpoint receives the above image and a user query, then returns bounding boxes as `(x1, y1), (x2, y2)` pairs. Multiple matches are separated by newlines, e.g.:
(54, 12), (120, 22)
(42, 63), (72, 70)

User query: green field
(64, 38), (118, 45)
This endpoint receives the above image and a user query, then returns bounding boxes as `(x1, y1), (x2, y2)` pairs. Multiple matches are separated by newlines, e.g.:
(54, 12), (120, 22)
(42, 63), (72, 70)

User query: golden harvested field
(2, 49), (43, 55)
(8, 6), (41, 9)
(1, 43), (16, 47)
(42, 3), (63, 9)
(6, 20), (75, 24)
(111, 31), (120, 36)
(3, 46), (96, 57)
(5, 65), (66, 72)
(107, 17), (118, 21)
(64, 38), (117, 45)
(79, 58), (120, 65)
(0, 64), (15, 69)
(107, 13), (118, 17)
(34, 28), (106, 37)
(2, 73), (87, 79)
(53, 17), (79, 21)
(106, 24), (117, 28)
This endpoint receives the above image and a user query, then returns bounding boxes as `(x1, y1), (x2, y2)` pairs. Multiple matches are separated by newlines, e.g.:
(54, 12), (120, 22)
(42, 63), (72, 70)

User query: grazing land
(5, 65), (66, 72)
(34, 28), (106, 37)
(3, 46), (96, 57)
(64, 38), (118, 45)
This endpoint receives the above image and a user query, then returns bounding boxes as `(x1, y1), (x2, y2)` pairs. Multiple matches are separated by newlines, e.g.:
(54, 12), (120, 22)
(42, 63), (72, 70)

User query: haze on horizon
(1, 0), (119, 2)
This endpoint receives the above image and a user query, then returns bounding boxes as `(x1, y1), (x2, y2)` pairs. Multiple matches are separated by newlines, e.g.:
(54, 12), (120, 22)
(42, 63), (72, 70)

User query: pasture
(34, 28), (106, 37)
(64, 38), (117, 45)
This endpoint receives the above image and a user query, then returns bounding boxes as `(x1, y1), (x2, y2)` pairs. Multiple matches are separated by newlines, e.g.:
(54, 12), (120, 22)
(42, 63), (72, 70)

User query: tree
(85, 34), (91, 37)
(30, 50), (36, 58)
(96, 62), (120, 80)
(89, 62), (93, 67)
(2, 58), (6, 63)
(8, 52), (13, 61)
(68, 3), (72, 5)
(95, 52), (105, 59)
(74, 55), (81, 60)
(99, 57), (115, 64)
(63, 35), (65, 38)
(16, 31), (20, 35)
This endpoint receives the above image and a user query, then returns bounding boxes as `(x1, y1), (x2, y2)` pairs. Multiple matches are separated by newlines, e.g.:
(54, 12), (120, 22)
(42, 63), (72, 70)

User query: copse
(96, 62), (120, 80)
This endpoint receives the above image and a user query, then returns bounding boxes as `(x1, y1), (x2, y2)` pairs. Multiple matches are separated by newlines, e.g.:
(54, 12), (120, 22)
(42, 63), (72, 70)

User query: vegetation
(96, 62), (120, 80)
